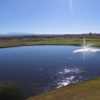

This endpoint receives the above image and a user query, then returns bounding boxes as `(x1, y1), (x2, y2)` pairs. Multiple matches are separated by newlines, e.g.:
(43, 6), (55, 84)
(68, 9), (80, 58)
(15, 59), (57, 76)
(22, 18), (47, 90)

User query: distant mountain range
(0, 32), (100, 37)
(0, 33), (40, 37)
(0, 33), (67, 37)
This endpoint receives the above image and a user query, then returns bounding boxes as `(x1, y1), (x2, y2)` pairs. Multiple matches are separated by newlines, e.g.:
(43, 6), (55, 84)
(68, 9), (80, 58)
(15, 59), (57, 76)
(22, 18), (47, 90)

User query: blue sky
(0, 0), (100, 34)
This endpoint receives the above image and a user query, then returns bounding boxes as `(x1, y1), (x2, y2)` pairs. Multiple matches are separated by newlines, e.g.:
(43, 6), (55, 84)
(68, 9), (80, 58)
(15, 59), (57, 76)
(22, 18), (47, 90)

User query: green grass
(0, 38), (100, 48)
(28, 78), (100, 100)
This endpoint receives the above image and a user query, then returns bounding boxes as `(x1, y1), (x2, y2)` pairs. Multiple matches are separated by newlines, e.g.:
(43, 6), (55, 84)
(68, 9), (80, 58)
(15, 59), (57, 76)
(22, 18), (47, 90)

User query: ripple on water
(56, 67), (84, 88)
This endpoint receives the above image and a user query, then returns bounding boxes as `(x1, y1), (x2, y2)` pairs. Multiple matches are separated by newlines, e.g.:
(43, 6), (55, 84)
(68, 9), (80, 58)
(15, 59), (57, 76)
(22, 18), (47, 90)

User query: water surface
(0, 46), (100, 95)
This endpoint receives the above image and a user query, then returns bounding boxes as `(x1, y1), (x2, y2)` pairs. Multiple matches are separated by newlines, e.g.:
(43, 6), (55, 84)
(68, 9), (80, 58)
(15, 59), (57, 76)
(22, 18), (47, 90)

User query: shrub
(0, 83), (26, 100)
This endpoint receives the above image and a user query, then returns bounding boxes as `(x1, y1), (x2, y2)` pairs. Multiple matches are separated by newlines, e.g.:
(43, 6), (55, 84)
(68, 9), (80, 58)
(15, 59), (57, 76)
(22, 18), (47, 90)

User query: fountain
(73, 38), (100, 53)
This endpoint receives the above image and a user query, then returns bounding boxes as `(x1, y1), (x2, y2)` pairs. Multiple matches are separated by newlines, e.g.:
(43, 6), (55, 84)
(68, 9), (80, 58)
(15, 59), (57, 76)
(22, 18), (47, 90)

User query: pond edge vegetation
(0, 34), (100, 48)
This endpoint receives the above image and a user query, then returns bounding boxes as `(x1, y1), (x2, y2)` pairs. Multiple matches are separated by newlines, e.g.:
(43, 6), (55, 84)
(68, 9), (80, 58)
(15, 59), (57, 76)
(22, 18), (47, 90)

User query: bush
(0, 83), (26, 100)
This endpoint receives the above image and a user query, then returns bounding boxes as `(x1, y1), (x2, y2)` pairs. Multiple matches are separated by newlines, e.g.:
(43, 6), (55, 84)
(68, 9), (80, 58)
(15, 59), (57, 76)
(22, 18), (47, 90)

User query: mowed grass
(0, 38), (100, 48)
(28, 78), (100, 100)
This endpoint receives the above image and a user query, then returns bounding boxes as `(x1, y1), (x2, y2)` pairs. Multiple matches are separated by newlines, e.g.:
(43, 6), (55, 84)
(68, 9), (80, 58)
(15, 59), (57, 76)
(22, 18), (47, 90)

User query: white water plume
(73, 38), (100, 53)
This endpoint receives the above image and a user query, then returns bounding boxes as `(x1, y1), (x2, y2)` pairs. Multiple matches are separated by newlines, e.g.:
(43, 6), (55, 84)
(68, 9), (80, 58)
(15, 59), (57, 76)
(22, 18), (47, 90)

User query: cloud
(69, 0), (73, 14)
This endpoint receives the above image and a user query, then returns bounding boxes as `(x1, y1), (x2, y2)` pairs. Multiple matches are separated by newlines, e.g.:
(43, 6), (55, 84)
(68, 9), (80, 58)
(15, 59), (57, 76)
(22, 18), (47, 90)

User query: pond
(0, 45), (100, 95)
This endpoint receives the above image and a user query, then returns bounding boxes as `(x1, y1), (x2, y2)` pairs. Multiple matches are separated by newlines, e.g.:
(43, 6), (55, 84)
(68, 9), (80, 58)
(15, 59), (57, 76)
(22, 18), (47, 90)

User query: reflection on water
(56, 67), (83, 88)
(0, 46), (100, 95)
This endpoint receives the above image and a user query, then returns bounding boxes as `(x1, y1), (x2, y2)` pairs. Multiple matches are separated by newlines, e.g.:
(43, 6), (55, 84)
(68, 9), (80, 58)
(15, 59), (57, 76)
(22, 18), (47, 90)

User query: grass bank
(28, 78), (100, 100)
(0, 38), (100, 48)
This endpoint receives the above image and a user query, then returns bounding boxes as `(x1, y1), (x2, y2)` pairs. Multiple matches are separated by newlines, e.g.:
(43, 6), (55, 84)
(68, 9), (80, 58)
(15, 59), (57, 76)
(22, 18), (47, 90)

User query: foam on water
(73, 46), (100, 53)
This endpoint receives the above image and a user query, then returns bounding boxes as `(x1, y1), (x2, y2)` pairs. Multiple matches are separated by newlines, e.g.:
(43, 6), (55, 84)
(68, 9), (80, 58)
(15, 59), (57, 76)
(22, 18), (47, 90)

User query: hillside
(28, 78), (100, 100)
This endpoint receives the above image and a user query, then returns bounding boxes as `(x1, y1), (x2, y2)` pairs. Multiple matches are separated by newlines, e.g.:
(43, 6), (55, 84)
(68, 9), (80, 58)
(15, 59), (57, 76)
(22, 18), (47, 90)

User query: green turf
(0, 39), (100, 48)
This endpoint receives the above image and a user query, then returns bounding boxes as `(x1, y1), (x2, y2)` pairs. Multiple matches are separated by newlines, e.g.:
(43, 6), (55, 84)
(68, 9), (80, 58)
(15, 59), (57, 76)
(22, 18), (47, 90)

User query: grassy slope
(0, 39), (100, 48)
(28, 78), (100, 100)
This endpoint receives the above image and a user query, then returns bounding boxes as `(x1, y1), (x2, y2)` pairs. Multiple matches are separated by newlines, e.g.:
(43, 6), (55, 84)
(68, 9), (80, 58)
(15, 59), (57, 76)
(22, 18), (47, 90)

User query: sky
(0, 0), (100, 34)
